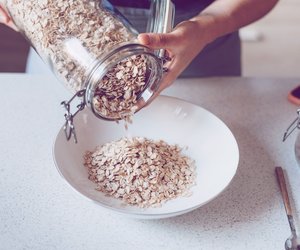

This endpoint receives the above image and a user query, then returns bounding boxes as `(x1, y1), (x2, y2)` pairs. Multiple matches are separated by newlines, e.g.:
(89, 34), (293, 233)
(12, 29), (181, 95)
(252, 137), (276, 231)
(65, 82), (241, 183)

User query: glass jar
(2, 0), (175, 142)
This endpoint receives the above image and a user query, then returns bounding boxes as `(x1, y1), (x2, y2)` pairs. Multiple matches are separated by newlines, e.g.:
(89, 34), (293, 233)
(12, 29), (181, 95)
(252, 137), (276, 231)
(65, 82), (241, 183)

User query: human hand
(0, 4), (18, 30)
(138, 19), (213, 97)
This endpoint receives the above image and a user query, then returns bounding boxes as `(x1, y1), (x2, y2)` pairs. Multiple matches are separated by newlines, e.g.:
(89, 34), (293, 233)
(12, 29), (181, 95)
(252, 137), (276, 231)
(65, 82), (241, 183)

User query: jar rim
(84, 43), (163, 121)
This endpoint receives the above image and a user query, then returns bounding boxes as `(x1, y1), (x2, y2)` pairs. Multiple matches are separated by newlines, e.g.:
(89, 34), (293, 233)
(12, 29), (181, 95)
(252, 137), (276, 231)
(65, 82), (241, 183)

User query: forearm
(190, 0), (279, 44)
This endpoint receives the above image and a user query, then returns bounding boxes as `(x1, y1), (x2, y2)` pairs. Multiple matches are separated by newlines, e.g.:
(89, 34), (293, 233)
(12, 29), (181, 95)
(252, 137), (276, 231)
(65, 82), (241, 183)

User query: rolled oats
(5, 0), (148, 121)
(93, 55), (147, 121)
(84, 137), (196, 208)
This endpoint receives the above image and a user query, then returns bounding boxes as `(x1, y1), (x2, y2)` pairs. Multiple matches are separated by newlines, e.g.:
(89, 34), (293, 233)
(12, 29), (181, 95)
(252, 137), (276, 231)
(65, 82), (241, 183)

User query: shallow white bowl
(53, 95), (239, 219)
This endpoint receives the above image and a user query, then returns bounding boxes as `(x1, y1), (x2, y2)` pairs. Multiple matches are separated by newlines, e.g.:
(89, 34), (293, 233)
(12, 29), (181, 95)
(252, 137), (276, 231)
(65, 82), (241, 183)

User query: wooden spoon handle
(275, 166), (293, 216)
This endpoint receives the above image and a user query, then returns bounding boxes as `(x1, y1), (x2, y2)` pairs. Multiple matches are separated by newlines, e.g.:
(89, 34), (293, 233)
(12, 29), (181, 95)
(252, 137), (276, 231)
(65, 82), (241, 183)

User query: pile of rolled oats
(6, 0), (148, 120)
(84, 137), (196, 208)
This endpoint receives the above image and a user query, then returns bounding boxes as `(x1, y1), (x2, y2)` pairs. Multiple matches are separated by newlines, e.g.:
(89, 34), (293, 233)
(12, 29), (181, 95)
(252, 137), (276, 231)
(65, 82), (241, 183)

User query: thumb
(138, 33), (175, 49)
(0, 5), (18, 31)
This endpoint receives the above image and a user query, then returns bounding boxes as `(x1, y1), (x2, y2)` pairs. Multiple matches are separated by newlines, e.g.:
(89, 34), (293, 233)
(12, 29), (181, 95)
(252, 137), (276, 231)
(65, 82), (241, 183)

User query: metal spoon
(275, 167), (300, 250)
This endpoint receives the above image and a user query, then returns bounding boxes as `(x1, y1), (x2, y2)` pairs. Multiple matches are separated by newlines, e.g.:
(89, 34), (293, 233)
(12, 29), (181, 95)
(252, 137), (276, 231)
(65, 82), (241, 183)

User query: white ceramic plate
(53, 96), (239, 219)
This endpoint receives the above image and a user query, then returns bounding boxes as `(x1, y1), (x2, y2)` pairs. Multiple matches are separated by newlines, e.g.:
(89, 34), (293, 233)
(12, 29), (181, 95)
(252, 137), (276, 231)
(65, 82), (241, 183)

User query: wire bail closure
(283, 109), (300, 142)
(61, 89), (86, 143)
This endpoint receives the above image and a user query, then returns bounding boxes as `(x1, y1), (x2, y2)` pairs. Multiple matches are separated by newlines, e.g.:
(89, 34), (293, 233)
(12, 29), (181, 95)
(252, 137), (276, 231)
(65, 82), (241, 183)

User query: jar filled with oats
(2, 0), (174, 141)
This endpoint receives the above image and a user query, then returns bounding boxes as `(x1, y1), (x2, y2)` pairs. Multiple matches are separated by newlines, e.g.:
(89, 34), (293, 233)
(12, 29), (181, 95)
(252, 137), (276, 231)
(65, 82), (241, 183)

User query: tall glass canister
(2, 0), (175, 141)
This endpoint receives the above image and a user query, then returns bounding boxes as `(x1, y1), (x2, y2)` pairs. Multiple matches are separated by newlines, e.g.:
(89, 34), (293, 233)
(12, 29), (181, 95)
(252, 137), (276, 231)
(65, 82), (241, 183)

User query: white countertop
(1, 74), (300, 250)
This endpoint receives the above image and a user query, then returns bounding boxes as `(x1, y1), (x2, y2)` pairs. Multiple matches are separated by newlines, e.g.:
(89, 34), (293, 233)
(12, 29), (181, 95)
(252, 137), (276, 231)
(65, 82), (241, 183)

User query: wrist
(189, 12), (231, 45)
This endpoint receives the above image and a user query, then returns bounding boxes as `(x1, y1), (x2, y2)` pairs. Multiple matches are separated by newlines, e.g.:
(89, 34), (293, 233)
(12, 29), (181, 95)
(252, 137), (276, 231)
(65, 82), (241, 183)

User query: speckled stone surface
(1, 74), (300, 250)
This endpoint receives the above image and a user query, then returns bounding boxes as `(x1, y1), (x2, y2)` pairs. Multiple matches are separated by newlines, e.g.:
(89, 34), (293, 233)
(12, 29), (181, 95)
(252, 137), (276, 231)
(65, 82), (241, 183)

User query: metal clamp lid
(283, 109), (300, 142)
(61, 89), (86, 143)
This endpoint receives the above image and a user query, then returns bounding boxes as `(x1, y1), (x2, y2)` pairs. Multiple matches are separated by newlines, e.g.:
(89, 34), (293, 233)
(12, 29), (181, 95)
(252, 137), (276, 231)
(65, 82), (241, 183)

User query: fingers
(0, 5), (18, 31)
(144, 61), (178, 107)
(138, 33), (176, 49)
(138, 20), (204, 107)
(138, 20), (197, 50)
(0, 5), (9, 23)
(143, 73), (175, 107)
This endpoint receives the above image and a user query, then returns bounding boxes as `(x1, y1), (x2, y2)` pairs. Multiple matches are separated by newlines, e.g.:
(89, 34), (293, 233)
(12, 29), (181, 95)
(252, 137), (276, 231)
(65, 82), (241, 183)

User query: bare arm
(191, 0), (279, 44)
(138, 0), (279, 94)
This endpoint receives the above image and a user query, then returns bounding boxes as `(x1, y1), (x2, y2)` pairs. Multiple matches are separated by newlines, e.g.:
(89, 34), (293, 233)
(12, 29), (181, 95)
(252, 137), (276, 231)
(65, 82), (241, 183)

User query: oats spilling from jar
(84, 137), (196, 208)
(92, 55), (148, 122)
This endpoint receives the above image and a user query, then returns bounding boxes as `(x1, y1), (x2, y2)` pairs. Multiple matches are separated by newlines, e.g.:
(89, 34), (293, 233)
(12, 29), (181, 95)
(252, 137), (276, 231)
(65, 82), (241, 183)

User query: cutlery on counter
(275, 166), (300, 250)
